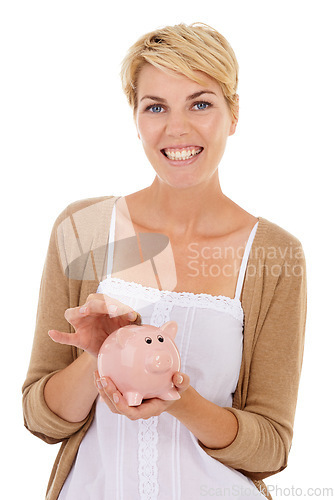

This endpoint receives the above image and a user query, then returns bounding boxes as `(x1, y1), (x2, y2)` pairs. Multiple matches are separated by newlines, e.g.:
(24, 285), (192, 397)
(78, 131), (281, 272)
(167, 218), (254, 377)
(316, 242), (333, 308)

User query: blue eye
(147, 105), (163, 113)
(193, 101), (212, 110)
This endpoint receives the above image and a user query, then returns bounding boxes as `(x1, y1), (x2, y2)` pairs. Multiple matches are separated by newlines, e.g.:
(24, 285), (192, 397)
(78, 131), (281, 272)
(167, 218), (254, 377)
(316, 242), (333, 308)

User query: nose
(165, 110), (190, 137)
(146, 351), (173, 373)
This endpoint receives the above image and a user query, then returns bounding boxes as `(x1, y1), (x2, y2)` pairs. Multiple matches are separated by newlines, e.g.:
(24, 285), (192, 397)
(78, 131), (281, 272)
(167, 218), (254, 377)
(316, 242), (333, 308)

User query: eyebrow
(140, 90), (217, 103)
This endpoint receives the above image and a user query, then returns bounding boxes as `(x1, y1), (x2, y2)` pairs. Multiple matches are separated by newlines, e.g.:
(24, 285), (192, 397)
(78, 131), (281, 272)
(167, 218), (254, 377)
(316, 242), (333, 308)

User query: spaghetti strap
(234, 221), (259, 301)
(106, 198), (121, 277)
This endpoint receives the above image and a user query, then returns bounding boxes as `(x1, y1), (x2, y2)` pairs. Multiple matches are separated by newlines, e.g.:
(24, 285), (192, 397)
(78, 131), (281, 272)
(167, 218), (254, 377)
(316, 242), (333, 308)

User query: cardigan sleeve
(22, 205), (91, 444)
(199, 242), (307, 480)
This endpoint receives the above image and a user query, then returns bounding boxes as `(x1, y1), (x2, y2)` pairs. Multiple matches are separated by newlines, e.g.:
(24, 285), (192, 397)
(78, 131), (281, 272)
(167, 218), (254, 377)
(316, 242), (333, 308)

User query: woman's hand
(48, 293), (141, 357)
(94, 370), (190, 420)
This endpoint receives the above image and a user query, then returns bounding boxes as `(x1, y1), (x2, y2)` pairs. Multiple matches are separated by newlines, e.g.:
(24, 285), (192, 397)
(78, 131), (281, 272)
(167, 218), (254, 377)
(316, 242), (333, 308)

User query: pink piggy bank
(97, 320), (181, 406)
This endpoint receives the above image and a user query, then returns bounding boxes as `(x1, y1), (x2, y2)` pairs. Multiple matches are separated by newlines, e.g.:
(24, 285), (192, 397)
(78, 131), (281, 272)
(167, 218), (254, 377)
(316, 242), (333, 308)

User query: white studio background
(1, 1), (333, 499)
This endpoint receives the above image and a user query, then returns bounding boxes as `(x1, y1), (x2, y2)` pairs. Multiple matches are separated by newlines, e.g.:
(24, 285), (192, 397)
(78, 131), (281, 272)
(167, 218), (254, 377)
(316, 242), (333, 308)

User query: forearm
(44, 351), (98, 423)
(168, 386), (238, 449)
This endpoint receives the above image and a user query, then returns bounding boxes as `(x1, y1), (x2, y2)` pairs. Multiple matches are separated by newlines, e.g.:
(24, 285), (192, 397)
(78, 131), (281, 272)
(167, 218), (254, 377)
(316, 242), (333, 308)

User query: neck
(132, 176), (233, 240)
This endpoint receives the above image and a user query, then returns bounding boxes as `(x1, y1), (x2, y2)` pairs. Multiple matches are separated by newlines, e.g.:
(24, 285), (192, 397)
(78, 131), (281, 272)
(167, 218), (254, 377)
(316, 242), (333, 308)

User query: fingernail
(127, 311), (137, 321)
(176, 374), (183, 384)
(113, 393), (119, 404)
(100, 377), (108, 388)
(108, 304), (118, 317)
(96, 379), (103, 390)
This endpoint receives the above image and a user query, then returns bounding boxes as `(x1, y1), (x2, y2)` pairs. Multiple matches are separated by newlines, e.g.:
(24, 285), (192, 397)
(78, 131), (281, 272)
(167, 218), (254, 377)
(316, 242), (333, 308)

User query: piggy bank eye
(157, 335), (164, 342)
(145, 337), (152, 344)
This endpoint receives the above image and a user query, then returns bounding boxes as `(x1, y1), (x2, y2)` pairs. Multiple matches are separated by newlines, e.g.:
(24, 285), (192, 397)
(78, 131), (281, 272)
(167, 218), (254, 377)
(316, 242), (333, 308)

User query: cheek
(208, 117), (231, 144)
(137, 117), (161, 146)
(199, 123), (226, 153)
(198, 112), (229, 135)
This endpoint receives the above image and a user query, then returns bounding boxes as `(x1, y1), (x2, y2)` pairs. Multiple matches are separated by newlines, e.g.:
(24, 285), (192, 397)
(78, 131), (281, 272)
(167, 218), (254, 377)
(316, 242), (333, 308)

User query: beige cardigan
(22, 195), (307, 500)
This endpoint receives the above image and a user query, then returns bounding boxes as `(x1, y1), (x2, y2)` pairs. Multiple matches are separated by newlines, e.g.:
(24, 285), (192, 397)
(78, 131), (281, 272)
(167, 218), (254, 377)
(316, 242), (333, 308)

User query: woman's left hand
(94, 371), (190, 420)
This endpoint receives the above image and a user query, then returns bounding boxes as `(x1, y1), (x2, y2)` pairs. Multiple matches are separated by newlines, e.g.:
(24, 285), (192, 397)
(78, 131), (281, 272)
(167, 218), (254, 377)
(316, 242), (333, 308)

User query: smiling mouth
(161, 147), (204, 161)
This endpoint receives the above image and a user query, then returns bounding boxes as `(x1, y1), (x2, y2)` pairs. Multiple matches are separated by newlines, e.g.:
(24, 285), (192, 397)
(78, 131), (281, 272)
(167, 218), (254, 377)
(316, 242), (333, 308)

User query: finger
(86, 293), (106, 302)
(134, 398), (169, 419)
(98, 377), (165, 420)
(94, 373), (121, 414)
(63, 302), (118, 323)
(94, 373), (122, 408)
(94, 294), (140, 323)
(109, 390), (151, 420)
(107, 389), (130, 415)
(95, 375), (138, 417)
(96, 374), (169, 420)
(79, 297), (142, 324)
(48, 329), (80, 347)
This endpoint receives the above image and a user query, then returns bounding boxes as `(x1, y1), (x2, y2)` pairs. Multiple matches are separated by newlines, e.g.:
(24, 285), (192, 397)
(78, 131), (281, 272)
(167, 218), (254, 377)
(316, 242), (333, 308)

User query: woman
(22, 23), (307, 500)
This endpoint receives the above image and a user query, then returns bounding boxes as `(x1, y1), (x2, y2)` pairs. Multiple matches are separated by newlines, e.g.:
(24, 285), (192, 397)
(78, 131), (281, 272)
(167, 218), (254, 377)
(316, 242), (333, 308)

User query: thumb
(173, 372), (190, 391)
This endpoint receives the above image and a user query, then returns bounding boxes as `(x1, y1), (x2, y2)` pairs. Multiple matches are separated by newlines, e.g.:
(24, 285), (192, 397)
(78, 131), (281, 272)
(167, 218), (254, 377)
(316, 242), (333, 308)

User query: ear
(229, 119), (238, 136)
(160, 321), (178, 340)
(116, 326), (137, 348)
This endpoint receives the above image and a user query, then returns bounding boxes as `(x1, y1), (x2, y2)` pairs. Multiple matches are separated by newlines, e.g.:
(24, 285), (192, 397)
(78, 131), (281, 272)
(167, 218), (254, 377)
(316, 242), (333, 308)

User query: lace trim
(151, 295), (174, 328)
(136, 301), (177, 500)
(138, 417), (159, 500)
(97, 277), (244, 323)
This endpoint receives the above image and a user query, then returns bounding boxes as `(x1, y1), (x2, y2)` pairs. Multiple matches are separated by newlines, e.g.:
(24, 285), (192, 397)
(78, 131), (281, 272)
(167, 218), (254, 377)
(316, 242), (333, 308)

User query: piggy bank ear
(116, 326), (137, 348)
(160, 321), (178, 340)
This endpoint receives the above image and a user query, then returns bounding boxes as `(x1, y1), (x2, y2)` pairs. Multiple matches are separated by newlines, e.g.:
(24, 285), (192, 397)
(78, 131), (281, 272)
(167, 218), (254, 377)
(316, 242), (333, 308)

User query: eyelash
(144, 101), (213, 113)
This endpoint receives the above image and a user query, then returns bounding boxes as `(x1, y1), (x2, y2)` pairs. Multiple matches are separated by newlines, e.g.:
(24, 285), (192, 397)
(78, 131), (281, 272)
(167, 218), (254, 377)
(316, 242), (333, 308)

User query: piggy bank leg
(124, 391), (144, 406)
(160, 388), (181, 401)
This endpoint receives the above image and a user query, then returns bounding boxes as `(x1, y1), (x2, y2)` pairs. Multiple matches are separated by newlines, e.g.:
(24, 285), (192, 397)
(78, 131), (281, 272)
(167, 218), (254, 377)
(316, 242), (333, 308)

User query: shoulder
(258, 216), (303, 248)
(50, 195), (120, 281)
(53, 194), (121, 245)
(255, 216), (305, 265)
(54, 195), (117, 225)
(242, 216), (307, 326)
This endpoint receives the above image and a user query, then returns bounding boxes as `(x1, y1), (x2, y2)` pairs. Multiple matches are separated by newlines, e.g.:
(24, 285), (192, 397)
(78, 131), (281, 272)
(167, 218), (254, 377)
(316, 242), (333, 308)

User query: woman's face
(135, 63), (237, 190)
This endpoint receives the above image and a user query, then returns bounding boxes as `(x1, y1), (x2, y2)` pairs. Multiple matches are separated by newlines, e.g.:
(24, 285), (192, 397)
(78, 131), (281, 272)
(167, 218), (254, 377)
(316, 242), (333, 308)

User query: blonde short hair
(120, 22), (239, 121)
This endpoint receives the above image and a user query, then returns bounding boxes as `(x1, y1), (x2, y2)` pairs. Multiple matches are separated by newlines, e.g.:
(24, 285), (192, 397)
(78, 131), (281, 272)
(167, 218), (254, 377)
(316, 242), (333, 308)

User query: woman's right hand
(48, 293), (141, 357)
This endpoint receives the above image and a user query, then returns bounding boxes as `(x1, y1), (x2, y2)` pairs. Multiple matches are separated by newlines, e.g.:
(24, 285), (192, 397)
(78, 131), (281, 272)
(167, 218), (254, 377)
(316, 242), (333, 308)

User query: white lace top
(59, 199), (265, 500)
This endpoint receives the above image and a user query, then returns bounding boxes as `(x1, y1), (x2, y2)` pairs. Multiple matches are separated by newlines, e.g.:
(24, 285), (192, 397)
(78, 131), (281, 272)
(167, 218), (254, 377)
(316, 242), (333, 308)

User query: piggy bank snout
(145, 351), (173, 373)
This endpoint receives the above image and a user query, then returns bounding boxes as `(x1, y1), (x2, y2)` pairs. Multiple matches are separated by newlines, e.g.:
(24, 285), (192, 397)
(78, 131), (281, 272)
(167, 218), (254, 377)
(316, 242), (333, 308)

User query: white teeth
(163, 148), (202, 160)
